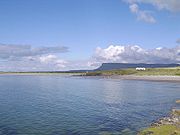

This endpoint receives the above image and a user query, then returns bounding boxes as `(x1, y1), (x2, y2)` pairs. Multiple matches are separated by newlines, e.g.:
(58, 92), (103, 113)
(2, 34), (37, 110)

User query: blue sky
(0, 0), (180, 71)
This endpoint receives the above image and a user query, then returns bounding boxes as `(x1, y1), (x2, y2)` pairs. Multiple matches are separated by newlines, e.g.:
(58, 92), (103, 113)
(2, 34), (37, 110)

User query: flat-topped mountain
(95, 63), (180, 71)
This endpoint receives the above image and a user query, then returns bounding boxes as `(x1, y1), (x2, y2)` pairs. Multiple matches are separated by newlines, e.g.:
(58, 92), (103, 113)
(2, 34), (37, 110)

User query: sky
(0, 0), (180, 71)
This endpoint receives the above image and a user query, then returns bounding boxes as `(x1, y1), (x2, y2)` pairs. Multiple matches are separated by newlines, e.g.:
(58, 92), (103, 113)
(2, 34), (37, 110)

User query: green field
(84, 67), (180, 76)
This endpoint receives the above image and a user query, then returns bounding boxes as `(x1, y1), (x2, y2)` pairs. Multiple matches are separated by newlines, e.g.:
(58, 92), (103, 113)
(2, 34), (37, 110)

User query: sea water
(0, 75), (180, 135)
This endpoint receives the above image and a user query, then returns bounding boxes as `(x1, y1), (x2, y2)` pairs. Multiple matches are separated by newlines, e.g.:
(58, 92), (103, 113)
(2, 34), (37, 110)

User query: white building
(136, 67), (146, 71)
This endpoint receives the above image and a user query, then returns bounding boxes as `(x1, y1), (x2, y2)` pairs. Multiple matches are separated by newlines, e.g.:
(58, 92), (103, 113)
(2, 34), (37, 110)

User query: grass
(85, 69), (137, 76)
(84, 67), (180, 76)
(135, 68), (180, 76)
(139, 125), (180, 135)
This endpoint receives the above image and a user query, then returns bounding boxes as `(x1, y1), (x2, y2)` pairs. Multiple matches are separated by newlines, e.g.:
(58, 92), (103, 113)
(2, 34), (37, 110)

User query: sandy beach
(107, 75), (180, 82)
(80, 75), (180, 83)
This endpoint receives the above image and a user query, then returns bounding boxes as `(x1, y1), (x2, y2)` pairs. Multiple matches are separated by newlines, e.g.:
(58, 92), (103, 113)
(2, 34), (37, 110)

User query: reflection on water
(0, 75), (180, 135)
(102, 80), (124, 104)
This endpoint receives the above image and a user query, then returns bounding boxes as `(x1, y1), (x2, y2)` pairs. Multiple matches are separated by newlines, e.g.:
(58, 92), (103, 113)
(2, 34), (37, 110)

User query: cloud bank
(0, 44), (69, 71)
(0, 44), (180, 71)
(0, 44), (94, 71)
(0, 44), (68, 59)
(90, 45), (180, 66)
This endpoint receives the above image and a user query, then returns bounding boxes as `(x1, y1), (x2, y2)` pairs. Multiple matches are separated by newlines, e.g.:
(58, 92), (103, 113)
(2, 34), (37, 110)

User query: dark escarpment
(95, 63), (180, 71)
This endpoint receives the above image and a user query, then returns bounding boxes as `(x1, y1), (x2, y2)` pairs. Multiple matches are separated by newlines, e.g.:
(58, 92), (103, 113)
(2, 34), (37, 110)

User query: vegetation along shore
(138, 100), (180, 135)
(84, 67), (180, 76)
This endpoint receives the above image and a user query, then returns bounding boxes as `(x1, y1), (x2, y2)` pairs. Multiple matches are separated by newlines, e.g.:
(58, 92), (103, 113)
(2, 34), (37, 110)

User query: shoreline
(138, 108), (180, 135)
(138, 99), (180, 134)
(79, 75), (180, 83)
(1, 73), (180, 82)
(109, 75), (180, 82)
(0, 73), (81, 76)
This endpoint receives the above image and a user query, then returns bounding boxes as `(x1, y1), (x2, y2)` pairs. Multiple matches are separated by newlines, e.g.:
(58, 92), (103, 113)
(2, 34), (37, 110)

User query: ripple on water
(0, 76), (180, 135)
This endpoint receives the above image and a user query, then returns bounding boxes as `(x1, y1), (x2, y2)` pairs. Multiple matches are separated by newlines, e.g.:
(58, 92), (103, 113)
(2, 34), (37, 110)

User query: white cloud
(0, 55), (69, 71)
(124, 0), (180, 23)
(95, 45), (125, 61)
(39, 55), (57, 63)
(129, 3), (138, 13)
(39, 55), (67, 68)
(0, 44), (95, 71)
(0, 43), (180, 71)
(156, 47), (163, 50)
(129, 3), (156, 23)
(92, 45), (180, 65)
(126, 0), (180, 12)
(0, 44), (68, 59)
(0, 44), (69, 71)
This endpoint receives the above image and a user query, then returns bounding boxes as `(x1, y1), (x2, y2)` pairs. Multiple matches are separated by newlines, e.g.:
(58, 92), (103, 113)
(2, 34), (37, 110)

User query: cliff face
(95, 63), (180, 71)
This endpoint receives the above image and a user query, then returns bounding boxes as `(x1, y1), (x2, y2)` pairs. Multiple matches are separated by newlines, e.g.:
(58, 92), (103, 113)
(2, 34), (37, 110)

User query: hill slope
(95, 63), (180, 71)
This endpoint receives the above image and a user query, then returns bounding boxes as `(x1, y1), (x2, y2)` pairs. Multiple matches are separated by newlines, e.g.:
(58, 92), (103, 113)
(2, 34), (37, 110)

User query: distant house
(136, 67), (146, 71)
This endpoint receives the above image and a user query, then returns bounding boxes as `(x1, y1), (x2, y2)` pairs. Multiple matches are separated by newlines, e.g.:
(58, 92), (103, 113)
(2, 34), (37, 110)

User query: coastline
(138, 107), (180, 135)
(80, 75), (180, 83)
(1, 73), (180, 82)
(0, 72), (81, 76)
(108, 75), (180, 82)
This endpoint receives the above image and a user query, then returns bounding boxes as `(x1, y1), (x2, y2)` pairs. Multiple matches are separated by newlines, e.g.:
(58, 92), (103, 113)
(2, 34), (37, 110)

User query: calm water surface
(0, 75), (180, 135)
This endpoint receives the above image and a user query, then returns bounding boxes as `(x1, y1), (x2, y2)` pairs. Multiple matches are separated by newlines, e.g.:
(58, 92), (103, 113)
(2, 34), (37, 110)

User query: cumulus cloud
(39, 55), (67, 68)
(90, 45), (180, 66)
(129, 3), (156, 23)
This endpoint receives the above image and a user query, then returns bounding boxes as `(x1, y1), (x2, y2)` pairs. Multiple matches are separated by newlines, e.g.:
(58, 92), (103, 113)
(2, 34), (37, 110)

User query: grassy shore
(138, 101), (180, 135)
(139, 125), (180, 135)
(1, 67), (180, 76)
(84, 67), (180, 76)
